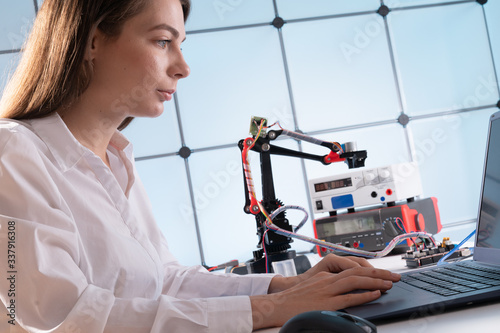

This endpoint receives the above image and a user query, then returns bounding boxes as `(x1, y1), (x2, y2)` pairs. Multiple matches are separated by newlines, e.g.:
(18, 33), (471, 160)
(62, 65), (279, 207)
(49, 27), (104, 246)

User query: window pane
(188, 140), (314, 265)
(0, 0), (35, 50)
(188, 146), (258, 265)
(186, 0), (275, 31)
(484, 0), (500, 88)
(135, 156), (202, 266)
(122, 101), (182, 158)
(388, 3), (497, 115)
(385, 0), (468, 8)
(434, 222), (476, 248)
(304, 123), (410, 179)
(408, 108), (493, 225)
(282, 14), (401, 132)
(0, 52), (20, 96)
(276, 0), (380, 20)
(177, 26), (293, 149)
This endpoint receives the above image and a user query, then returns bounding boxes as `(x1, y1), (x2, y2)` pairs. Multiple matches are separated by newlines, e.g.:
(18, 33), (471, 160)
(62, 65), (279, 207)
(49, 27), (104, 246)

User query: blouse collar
(28, 113), (134, 172)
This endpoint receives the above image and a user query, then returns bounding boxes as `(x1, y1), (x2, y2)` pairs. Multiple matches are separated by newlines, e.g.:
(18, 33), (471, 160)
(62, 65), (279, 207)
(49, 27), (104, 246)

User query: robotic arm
(237, 117), (367, 274)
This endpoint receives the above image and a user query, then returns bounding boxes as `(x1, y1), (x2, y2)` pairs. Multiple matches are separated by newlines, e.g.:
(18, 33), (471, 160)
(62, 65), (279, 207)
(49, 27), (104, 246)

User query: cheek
(96, 41), (164, 98)
(125, 52), (164, 88)
(94, 51), (137, 91)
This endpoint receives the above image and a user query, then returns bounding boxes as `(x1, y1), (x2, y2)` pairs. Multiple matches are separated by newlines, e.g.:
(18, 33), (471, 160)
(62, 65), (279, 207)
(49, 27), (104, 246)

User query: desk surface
(255, 255), (500, 333)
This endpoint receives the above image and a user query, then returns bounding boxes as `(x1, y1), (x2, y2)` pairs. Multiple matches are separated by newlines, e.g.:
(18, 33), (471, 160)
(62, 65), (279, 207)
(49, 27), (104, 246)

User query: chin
(138, 104), (165, 118)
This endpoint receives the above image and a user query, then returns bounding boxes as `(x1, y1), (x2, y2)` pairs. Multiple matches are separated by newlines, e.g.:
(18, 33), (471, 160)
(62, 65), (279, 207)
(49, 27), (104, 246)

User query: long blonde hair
(0, 0), (190, 130)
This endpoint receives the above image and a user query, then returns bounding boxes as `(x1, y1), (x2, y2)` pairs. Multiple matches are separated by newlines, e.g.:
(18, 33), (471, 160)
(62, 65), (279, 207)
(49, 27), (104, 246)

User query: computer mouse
(279, 310), (377, 333)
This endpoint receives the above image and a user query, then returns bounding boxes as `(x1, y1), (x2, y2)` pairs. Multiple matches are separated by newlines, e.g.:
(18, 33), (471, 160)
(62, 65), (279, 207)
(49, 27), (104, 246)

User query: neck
(58, 93), (125, 168)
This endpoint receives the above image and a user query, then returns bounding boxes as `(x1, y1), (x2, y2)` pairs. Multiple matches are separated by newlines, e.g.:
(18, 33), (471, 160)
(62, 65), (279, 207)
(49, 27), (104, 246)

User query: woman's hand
(268, 254), (379, 293)
(252, 254), (400, 329)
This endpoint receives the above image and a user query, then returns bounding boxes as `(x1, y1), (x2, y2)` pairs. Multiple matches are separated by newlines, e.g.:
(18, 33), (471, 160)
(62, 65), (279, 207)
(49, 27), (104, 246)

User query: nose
(169, 50), (190, 79)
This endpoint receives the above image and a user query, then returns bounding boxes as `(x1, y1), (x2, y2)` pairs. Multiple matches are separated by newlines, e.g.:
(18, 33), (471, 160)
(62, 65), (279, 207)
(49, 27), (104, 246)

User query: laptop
(344, 110), (500, 321)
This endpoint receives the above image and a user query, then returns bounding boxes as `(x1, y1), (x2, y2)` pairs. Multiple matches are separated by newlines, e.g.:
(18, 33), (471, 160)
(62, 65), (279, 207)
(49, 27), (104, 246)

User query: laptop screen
(475, 112), (500, 262)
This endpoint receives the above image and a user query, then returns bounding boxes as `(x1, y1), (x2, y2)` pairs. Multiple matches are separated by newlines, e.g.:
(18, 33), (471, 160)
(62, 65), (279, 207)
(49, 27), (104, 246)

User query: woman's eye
(157, 40), (171, 48)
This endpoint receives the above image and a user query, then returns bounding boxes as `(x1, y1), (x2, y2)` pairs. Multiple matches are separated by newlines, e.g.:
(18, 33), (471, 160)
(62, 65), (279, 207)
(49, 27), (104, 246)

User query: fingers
(344, 256), (373, 268)
(337, 266), (401, 284)
(320, 254), (363, 272)
(302, 267), (399, 297)
(319, 254), (374, 273)
(322, 271), (393, 295)
(311, 267), (400, 299)
(334, 290), (382, 309)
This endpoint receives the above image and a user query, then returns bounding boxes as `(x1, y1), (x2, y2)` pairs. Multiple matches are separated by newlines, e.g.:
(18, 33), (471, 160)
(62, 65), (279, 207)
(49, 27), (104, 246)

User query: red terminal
(353, 242), (359, 248)
(249, 202), (260, 215)
(386, 189), (393, 196)
(323, 151), (346, 164)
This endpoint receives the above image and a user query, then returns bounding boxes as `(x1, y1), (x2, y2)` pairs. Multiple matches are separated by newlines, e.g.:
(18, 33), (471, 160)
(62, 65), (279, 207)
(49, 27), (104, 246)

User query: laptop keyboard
(400, 261), (500, 296)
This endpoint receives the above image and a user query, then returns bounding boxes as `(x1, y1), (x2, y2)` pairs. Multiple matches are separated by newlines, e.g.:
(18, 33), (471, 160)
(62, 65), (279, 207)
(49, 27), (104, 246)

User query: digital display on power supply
(317, 216), (379, 237)
(314, 177), (352, 193)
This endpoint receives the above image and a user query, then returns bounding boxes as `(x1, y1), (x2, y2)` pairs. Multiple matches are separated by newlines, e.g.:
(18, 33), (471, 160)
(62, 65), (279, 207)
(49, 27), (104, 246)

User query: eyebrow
(149, 24), (186, 42)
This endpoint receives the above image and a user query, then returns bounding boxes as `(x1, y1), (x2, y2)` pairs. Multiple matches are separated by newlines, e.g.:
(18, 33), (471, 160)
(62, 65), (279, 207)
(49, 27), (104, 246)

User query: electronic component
(237, 117), (368, 274)
(402, 237), (472, 268)
(249, 116), (267, 136)
(313, 197), (441, 257)
(309, 162), (423, 214)
(205, 260), (239, 272)
(237, 117), (441, 273)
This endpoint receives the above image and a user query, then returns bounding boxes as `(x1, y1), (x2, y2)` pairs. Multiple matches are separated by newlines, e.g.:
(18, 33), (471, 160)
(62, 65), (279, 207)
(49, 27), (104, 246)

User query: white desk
(255, 255), (500, 333)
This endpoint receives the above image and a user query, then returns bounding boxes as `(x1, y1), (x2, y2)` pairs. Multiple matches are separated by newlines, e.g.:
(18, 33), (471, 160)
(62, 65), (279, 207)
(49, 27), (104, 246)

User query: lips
(157, 89), (175, 101)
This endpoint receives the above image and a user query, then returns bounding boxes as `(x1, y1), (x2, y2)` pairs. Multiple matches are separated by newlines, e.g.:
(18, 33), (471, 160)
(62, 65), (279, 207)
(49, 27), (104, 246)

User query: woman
(0, 0), (400, 331)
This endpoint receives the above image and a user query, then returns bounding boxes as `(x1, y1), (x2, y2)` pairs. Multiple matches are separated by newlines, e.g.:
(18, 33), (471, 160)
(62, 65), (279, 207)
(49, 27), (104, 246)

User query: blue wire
(437, 229), (476, 266)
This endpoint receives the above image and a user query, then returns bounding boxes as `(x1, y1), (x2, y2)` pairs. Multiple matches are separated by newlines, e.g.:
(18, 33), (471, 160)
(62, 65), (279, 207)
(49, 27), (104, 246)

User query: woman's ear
(86, 27), (105, 63)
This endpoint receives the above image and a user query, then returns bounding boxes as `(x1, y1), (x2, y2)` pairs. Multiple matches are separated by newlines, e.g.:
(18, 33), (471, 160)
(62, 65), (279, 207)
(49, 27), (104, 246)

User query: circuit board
(249, 116), (267, 136)
(402, 238), (472, 268)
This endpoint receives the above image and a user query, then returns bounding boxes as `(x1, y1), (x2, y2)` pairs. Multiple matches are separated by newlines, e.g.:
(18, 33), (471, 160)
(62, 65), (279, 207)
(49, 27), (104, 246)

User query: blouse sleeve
(159, 242), (276, 299)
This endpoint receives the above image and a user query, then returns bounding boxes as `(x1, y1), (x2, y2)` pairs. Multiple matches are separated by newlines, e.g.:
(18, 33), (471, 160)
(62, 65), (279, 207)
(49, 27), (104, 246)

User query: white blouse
(0, 113), (274, 333)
